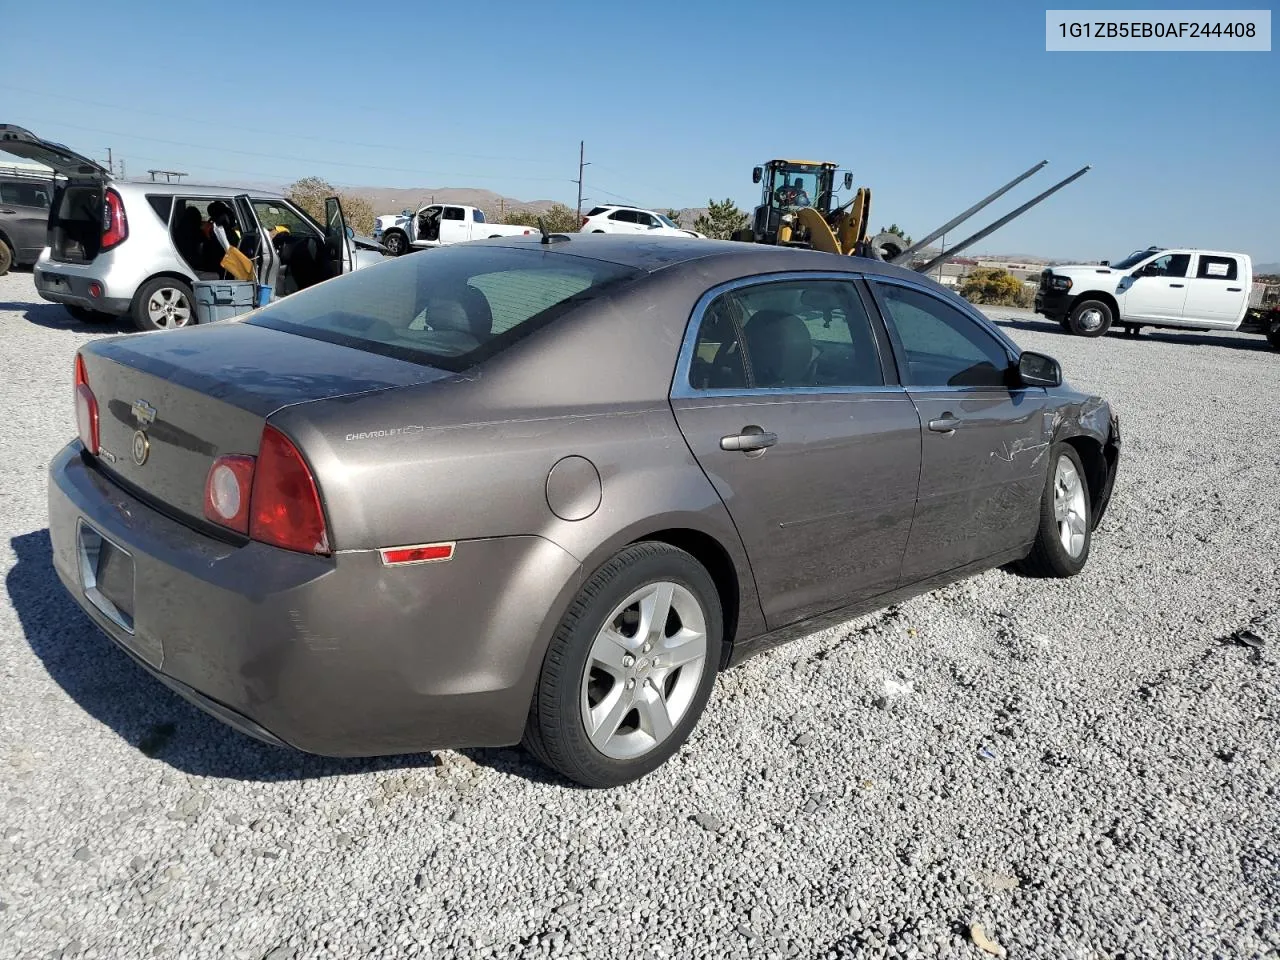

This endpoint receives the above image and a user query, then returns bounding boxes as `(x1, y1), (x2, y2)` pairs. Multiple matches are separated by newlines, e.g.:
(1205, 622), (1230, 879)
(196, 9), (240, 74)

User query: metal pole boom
(914, 165), (1092, 275)
(890, 160), (1048, 265)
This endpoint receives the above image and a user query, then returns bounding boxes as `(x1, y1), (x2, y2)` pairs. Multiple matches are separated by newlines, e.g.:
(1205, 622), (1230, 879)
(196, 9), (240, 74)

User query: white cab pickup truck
(372, 204), (535, 256)
(1035, 246), (1254, 339)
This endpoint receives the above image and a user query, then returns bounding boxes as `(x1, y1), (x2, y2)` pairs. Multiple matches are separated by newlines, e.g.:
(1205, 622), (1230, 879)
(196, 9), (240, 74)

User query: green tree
(502, 203), (582, 234)
(960, 267), (1031, 307)
(284, 176), (375, 235)
(879, 223), (913, 245)
(694, 198), (749, 240)
(665, 209), (685, 228)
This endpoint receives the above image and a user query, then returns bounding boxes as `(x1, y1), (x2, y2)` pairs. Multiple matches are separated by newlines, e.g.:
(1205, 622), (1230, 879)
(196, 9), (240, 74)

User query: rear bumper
(48, 443), (583, 756)
(35, 265), (131, 315)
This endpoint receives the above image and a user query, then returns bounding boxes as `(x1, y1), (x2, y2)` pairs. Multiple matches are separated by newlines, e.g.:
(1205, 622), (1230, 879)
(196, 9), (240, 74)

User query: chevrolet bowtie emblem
(131, 400), (157, 427)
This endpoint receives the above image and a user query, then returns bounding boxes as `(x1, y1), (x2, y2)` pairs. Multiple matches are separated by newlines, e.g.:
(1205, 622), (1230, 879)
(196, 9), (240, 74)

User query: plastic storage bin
(192, 281), (258, 324)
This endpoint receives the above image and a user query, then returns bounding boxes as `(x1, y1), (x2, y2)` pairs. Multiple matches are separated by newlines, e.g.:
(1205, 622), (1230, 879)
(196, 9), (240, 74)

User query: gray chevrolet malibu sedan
(50, 235), (1120, 787)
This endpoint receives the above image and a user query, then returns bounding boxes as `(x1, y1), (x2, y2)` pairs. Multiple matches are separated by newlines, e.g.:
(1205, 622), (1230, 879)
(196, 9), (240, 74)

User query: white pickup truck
(1035, 246), (1255, 339)
(372, 204), (535, 255)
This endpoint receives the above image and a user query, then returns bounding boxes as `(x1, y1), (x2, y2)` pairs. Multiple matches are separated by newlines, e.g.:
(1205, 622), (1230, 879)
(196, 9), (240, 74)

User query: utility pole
(119, 159), (126, 180)
(574, 140), (589, 218)
(106, 147), (113, 177)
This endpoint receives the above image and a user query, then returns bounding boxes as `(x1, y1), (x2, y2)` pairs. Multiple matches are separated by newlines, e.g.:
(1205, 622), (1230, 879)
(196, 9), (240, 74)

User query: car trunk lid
(78, 322), (449, 532)
(0, 124), (111, 180)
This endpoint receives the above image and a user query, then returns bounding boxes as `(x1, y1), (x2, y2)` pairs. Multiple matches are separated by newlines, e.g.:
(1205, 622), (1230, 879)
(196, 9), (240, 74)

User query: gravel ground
(0, 268), (1277, 960)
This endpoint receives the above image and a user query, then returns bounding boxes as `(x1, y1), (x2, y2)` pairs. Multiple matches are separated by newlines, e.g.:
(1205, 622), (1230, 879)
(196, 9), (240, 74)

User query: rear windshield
(247, 245), (641, 371)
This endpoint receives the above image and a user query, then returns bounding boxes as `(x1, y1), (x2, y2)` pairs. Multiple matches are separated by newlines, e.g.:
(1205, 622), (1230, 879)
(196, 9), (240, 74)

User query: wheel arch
(133, 270), (197, 300)
(627, 527), (743, 670)
(1057, 433), (1108, 527)
(1068, 289), (1119, 321)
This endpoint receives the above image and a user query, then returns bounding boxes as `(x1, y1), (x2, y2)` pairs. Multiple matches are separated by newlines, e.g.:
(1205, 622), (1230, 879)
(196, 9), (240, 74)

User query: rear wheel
(1067, 299), (1113, 338)
(1016, 444), (1092, 578)
(66, 306), (115, 324)
(523, 542), (722, 788)
(0, 240), (12, 276)
(1267, 321), (1280, 351)
(132, 277), (195, 331)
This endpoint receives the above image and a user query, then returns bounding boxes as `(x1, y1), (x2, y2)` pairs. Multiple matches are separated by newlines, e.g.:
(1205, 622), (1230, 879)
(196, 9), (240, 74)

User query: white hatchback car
(579, 205), (705, 239)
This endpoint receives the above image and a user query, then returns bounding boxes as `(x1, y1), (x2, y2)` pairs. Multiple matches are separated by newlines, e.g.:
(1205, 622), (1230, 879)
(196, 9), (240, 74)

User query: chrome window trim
(670, 270), (905, 401)
(867, 273), (1023, 361)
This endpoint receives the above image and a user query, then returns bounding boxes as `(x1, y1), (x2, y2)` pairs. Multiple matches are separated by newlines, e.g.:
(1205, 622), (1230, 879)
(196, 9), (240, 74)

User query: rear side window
(1196, 255), (1238, 280)
(609, 209), (637, 223)
(473, 209), (486, 224)
(586, 206), (608, 217)
(248, 245), (641, 372)
(443, 207), (465, 221)
(146, 194), (174, 223)
(1, 181), (52, 207)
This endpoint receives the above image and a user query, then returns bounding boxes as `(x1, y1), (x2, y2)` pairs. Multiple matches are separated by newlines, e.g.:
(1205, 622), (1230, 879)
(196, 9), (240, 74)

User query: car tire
(132, 277), (196, 332)
(66, 306), (115, 324)
(0, 240), (12, 276)
(523, 542), (723, 788)
(1066, 299), (1113, 338)
(382, 231), (407, 256)
(1015, 443), (1092, 578)
(1266, 321), (1280, 351)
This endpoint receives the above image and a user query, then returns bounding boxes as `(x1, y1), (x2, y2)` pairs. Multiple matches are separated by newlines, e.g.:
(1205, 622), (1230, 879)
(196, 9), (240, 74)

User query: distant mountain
(1254, 262), (1280, 275)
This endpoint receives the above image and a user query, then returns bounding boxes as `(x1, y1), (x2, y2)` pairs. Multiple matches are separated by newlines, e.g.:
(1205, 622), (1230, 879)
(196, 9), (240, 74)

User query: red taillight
(201, 427), (329, 553)
(101, 188), (128, 251)
(203, 455), (255, 534)
(380, 542), (455, 566)
(249, 426), (329, 555)
(581, 216), (589, 226)
(74, 354), (99, 455)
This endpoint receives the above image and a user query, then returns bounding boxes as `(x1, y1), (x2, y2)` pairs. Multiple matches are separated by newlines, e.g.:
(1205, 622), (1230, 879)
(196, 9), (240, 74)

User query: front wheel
(1015, 443), (1092, 578)
(381, 231), (407, 256)
(1267, 321), (1280, 351)
(0, 241), (12, 276)
(1067, 299), (1113, 338)
(523, 542), (723, 788)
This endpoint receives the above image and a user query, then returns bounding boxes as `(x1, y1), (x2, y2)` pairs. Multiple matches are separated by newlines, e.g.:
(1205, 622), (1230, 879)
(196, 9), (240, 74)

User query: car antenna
(537, 216), (570, 245)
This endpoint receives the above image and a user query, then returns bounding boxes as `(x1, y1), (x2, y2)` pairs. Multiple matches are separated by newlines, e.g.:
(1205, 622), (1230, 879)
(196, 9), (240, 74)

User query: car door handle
(1227, 287), (1242, 292)
(928, 414), (961, 434)
(0, 208), (15, 215)
(1169, 282), (1185, 288)
(720, 427), (777, 452)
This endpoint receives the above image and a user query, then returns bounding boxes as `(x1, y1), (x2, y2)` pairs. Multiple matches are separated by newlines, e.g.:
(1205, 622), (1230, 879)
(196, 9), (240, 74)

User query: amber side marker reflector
(380, 542), (455, 566)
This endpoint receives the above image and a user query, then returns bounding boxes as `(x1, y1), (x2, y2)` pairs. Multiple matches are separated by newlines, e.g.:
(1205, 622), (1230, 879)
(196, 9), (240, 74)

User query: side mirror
(843, 172), (853, 190)
(1099, 259), (1109, 266)
(648, 222), (662, 229)
(752, 167), (762, 184)
(345, 226), (355, 239)
(1016, 351), (1062, 388)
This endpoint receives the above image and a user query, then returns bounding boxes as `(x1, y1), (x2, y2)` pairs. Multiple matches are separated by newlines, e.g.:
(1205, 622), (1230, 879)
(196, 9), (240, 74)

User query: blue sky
(3, 0), (1276, 261)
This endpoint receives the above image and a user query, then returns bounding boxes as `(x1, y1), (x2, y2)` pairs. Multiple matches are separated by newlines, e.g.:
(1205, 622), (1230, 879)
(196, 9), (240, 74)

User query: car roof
(113, 180), (287, 199)
(478, 233), (945, 284)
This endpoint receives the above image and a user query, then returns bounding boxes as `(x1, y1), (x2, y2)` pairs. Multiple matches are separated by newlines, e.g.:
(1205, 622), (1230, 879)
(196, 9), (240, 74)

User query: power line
(33, 118), (574, 184)
(0, 83), (563, 167)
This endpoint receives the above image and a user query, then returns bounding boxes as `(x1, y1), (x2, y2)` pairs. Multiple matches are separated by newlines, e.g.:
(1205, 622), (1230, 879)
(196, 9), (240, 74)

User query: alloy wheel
(147, 287), (193, 328)
(579, 581), (708, 760)
(1053, 455), (1088, 558)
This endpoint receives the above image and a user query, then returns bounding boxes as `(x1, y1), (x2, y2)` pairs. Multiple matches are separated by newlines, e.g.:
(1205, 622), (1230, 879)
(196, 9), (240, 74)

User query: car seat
(743, 309), (813, 386)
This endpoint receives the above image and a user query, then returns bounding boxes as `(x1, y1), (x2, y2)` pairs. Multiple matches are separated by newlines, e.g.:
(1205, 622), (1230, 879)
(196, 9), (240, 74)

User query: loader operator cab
(740, 160), (851, 246)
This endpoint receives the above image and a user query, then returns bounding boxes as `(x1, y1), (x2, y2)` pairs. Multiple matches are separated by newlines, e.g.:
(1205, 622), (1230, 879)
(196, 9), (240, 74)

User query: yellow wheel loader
(732, 158), (1093, 272)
